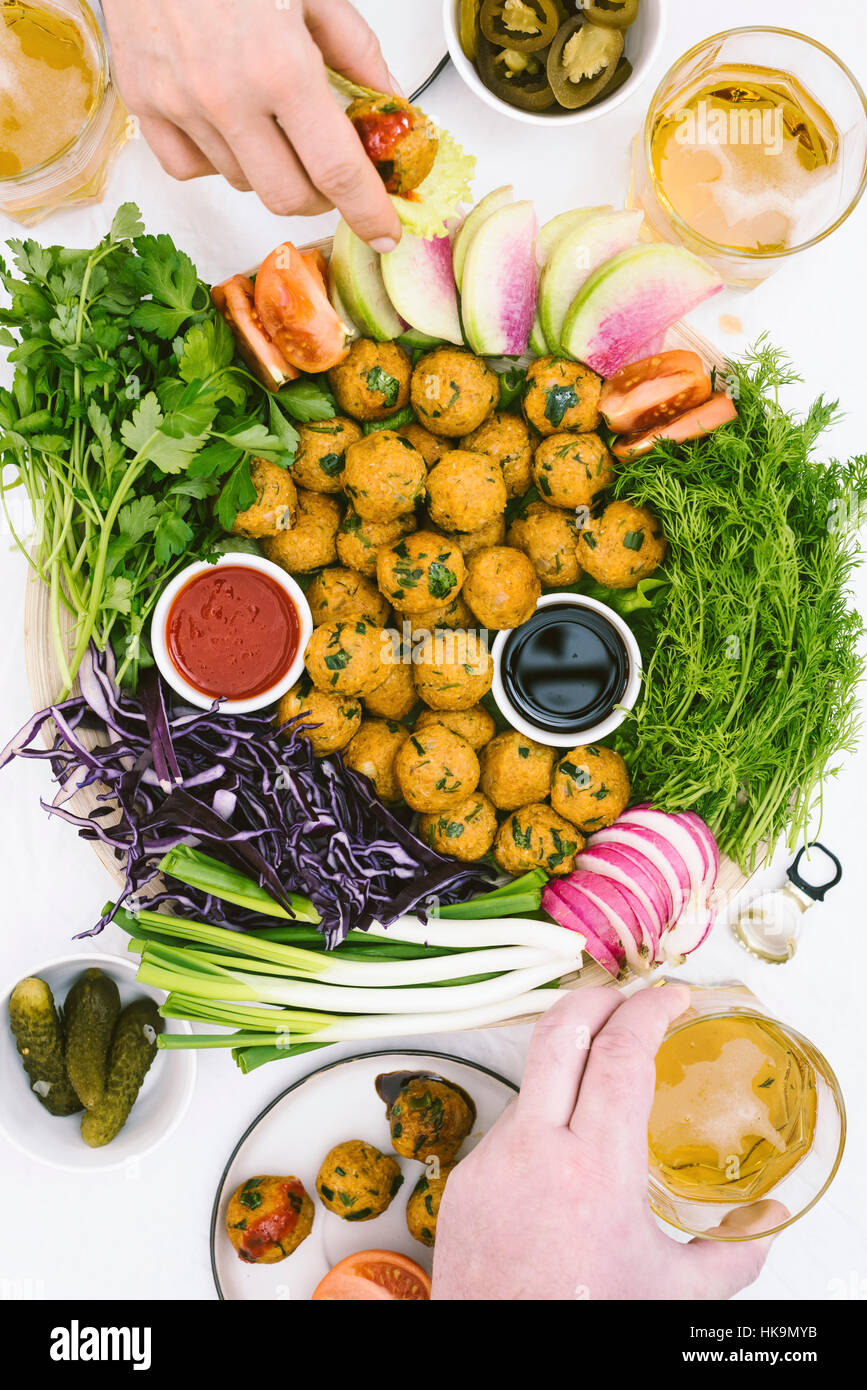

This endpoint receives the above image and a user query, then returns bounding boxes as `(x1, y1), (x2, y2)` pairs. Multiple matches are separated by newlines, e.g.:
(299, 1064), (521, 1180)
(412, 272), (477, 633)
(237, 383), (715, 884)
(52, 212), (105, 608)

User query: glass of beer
(629, 28), (867, 287)
(648, 983), (845, 1240)
(0, 0), (129, 225)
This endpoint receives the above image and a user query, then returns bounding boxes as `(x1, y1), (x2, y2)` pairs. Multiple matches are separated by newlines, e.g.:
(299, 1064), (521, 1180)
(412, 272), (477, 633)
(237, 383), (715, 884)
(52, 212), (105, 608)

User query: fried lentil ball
(394, 724), (480, 812)
(225, 1176), (314, 1264)
(414, 704), (496, 751)
(337, 506), (417, 578)
(410, 348), (498, 437)
(229, 457), (297, 538)
(426, 450), (507, 533)
(291, 416), (363, 494)
(343, 719), (408, 802)
(277, 676), (362, 757)
(408, 592), (476, 633)
(316, 1139), (403, 1221)
(533, 431), (615, 511)
(419, 793), (497, 862)
(461, 411), (534, 499)
(578, 500), (667, 590)
(387, 1077), (475, 1162)
(550, 743), (631, 832)
(343, 430), (426, 523)
(376, 530), (465, 615)
(362, 657), (417, 721)
(480, 732), (556, 811)
(307, 567), (390, 627)
(305, 618), (393, 697)
(494, 803), (584, 877)
(445, 515), (507, 558)
(413, 631), (493, 711)
(406, 1162), (454, 1247)
(347, 95), (438, 195)
(506, 500), (582, 588)
(262, 489), (341, 573)
(399, 422), (454, 468)
(329, 338), (412, 421)
(523, 356), (602, 436)
(463, 546), (541, 630)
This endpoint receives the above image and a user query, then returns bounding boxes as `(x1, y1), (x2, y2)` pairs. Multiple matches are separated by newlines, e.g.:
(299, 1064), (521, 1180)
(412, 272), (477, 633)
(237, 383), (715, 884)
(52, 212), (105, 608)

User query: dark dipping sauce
(501, 602), (629, 736)
(166, 566), (300, 701)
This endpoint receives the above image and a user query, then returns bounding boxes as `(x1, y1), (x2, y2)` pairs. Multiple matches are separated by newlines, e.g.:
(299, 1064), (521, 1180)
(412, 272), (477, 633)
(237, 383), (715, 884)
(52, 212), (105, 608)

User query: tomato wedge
(600, 350), (712, 434)
(612, 391), (738, 460)
(211, 273), (298, 392)
(254, 242), (349, 374)
(311, 1250), (432, 1301)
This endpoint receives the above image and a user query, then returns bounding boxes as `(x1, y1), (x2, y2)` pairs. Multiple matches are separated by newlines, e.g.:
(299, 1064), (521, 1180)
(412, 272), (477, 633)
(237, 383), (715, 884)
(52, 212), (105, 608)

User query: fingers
(277, 36), (402, 248)
(569, 983), (691, 1180)
(138, 115), (216, 181)
(224, 118), (332, 218)
(681, 1201), (789, 1298)
(516, 987), (624, 1130)
(304, 0), (394, 94)
(179, 120), (253, 192)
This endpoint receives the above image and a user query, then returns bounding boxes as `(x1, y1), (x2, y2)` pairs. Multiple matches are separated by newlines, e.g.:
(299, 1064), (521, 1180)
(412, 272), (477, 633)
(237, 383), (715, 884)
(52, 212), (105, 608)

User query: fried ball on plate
(305, 618), (393, 697)
(410, 347), (498, 437)
(337, 506), (417, 578)
(292, 416), (363, 494)
(463, 546), (541, 630)
(387, 1077), (475, 1163)
(494, 803), (584, 877)
(347, 95), (438, 195)
(343, 430), (426, 523)
(507, 500), (582, 588)
(399, 422), (454, 468)
(394, 724), (480, 812)
(419, 793), (498, 862)
(444, 515), (507, 559)
(550, 743), (631, 832)
(578, 500), (667, 590)
(413, 630), (493, 711)
(414, 704), (496, 751)
(225, 1175), (314, 1264)
(316, 1139), (404, 1221)
(376, 530), (465, 615)
(343, 719), (408, 802)
(328, 338), (411, 421)
(362, 658), (417, 721)
(523, 356), (602, 436)
(480, 731), (556, 811)
(405, 1162), (455, 1247)
(229, 457), (297, 538)
(426, 450), (507, 533)
(533, 431), (615, 510)
(262, 489), (341, 573)
(276, 676), (362, 757)
(461, 411), (534, 499)
(307, 567), (390, 627)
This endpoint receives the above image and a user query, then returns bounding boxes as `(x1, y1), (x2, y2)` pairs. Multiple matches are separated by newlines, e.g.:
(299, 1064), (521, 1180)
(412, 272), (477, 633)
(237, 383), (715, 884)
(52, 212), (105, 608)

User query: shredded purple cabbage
(1, 645), (494, 946)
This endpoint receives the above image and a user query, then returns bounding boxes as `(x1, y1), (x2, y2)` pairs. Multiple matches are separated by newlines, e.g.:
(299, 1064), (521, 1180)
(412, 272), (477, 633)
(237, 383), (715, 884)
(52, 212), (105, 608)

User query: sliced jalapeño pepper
(583, 1), (640, 30)
(480, 0), (559, 54)
(477, 30), (556, 110)
(547, 17), (624, 110)
(458, 0), (481, 61)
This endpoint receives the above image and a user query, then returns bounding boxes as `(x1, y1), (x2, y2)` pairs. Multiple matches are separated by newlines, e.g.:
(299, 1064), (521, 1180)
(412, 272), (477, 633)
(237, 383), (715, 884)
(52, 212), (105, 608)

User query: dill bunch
(612, 341), (866, 871)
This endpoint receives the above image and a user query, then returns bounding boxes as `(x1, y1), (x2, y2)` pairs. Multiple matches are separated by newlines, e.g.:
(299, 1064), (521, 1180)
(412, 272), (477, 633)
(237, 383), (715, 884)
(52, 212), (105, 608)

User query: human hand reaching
(101, 0), (402, 249)
(432, 985), (787, 1300)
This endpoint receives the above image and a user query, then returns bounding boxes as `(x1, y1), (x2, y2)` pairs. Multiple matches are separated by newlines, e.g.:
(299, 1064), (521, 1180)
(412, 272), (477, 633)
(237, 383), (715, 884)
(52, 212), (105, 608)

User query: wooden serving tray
(22, 237), (753, 1006)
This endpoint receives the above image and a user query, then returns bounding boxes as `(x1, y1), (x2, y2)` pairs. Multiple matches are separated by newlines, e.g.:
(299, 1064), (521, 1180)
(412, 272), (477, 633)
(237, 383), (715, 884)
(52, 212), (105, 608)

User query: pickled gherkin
(80, 999), (163, 1148)
(8, 976), (82, 1116)
(63, 968), (121, 1109)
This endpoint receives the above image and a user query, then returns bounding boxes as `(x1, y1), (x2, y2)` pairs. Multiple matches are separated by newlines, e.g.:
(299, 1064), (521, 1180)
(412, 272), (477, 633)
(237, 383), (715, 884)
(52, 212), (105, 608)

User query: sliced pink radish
(573, 844), (669, 946)
(461, 200), (539, 356)
(558, 873), (651, 974)
(616, 810), (709, 891)
(589, 824), (691, 923)
(677, 810), (720, 877)
(548, 879), (629, 973)
(543, 884), (621, 977)
(573, 870), (657, 966)
(660, 904), (716, 963)
(380, 231), (463, 344)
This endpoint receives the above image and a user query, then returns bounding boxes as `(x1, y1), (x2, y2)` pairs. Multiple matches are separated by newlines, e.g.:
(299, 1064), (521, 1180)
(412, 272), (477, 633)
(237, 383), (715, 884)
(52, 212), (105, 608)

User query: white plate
(353, 0), (449, 100)
(210, 1049), (517, 1299)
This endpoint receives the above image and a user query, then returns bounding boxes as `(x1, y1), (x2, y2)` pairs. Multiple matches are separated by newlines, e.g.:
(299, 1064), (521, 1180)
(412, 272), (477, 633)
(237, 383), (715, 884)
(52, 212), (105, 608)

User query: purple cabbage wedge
(0, 644), (493, 946)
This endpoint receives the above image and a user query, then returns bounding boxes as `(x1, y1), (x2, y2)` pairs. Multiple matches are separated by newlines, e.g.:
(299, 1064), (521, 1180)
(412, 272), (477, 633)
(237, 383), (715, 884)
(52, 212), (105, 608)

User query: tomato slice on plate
(612, 391), (738, 460)
(600, 350), (713, 434)
(211, 273), (298, 391)
(311, 1249), (432, 1301)
(254, 242), (349, 374)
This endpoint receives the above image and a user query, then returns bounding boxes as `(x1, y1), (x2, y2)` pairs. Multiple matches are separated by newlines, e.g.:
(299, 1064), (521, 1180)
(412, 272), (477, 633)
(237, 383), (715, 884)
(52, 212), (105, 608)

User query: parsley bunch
(0, 204), (330, 694)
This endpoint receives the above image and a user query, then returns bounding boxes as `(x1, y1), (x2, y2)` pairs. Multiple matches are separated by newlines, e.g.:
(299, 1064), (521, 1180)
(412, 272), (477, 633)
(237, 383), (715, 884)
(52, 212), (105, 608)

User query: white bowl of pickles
(445, 0), (665, 126)
(0, 952), (196, 1172)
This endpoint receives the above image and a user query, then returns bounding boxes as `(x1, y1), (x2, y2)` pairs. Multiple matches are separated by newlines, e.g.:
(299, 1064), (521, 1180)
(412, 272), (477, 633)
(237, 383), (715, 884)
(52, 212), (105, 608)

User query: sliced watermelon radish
(543, 882), (623, 977)
(573, 844), (670, 948)
(540, 208), (643, 353)
(529, 206), (612, 355)
(461, 200), (539, 356)
(452, 185), (514, 292)
(331, 219), (404, 340)
(381, 231), (463, 344)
